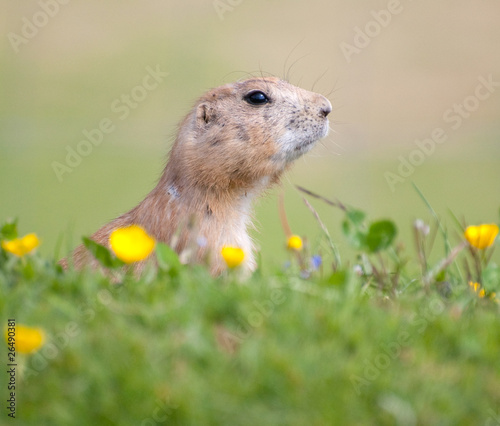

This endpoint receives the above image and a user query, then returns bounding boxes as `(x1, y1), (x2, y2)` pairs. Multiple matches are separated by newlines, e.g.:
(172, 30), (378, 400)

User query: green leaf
(435, 269), (447, 282)
(156, 242), (181, 276)
(346, 209), (366, 226)
(342, 219), (366, 250)
(1, 220), (18, 240)
(326, 270), (349, 287)
(365, 220), (397, 253)
(22, 259), (35, 280)
(483, 263), (500, 289)
(82, 237), (124, 268)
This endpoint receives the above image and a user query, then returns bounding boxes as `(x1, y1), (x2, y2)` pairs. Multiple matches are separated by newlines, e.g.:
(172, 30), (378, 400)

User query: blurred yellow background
(2, 0), (499, 266)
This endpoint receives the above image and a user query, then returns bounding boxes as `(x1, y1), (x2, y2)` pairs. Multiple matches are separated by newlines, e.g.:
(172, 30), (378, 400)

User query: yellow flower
(221, 246), (245, 268)
(287, 235), (303, 251)
(1, 233), (40, 257)
(464, 224), (499, 249)
(469, 281), (481, 293)
(109, 225), (155, 263)
(5, 325), (45, 354)
(469, 281), (495, 299)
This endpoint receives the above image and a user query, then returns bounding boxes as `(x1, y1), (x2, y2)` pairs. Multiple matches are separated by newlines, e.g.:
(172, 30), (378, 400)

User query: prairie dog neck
(68, 77), (331, 275)
(130, 171), (272, 272)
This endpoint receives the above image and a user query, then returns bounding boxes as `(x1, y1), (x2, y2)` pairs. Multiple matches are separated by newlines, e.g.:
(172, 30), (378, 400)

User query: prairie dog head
(171, 77), (331, 191)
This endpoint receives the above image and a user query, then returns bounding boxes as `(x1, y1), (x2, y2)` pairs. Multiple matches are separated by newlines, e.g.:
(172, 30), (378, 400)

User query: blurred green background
(1, 0), (499, 267)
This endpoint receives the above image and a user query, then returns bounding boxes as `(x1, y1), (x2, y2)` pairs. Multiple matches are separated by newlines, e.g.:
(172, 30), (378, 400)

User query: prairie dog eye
(244, 90), (270, 105)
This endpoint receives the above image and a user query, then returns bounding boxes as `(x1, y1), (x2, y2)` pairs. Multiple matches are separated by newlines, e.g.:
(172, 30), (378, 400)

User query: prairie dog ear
(196, 102), (216, 125)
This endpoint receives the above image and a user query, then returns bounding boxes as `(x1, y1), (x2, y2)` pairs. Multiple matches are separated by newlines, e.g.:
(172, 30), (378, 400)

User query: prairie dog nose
(319, 96), (332, 118)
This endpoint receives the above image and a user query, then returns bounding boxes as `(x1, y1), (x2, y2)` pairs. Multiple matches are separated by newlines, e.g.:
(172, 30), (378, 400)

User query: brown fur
(62, 77), (331, 275)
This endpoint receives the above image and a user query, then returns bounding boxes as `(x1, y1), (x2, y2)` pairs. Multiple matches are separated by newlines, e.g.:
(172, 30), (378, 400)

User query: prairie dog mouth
(295, 138), (317, 151)
(293, 120), (329, 151)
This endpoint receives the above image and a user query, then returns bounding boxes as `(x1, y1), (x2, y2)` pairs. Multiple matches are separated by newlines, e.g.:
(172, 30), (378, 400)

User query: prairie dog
(65, 77), (331, 274)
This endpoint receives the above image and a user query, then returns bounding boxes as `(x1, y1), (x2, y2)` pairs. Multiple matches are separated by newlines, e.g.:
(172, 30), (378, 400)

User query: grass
(2, 194), (500, 426)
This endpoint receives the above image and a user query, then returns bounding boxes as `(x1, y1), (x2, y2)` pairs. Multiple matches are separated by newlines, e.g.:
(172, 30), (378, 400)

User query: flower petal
(5, 325), (45, 354)
(1, 233), (40, 256)
(109, 225), (155, 263)
(221, 246), (245, 268)
(465, 224), (499, 249)
(287, 235), (303, 251)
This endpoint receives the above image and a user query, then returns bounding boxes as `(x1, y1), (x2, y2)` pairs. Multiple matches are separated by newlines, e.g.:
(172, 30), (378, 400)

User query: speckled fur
(62, 77), (331, 275)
